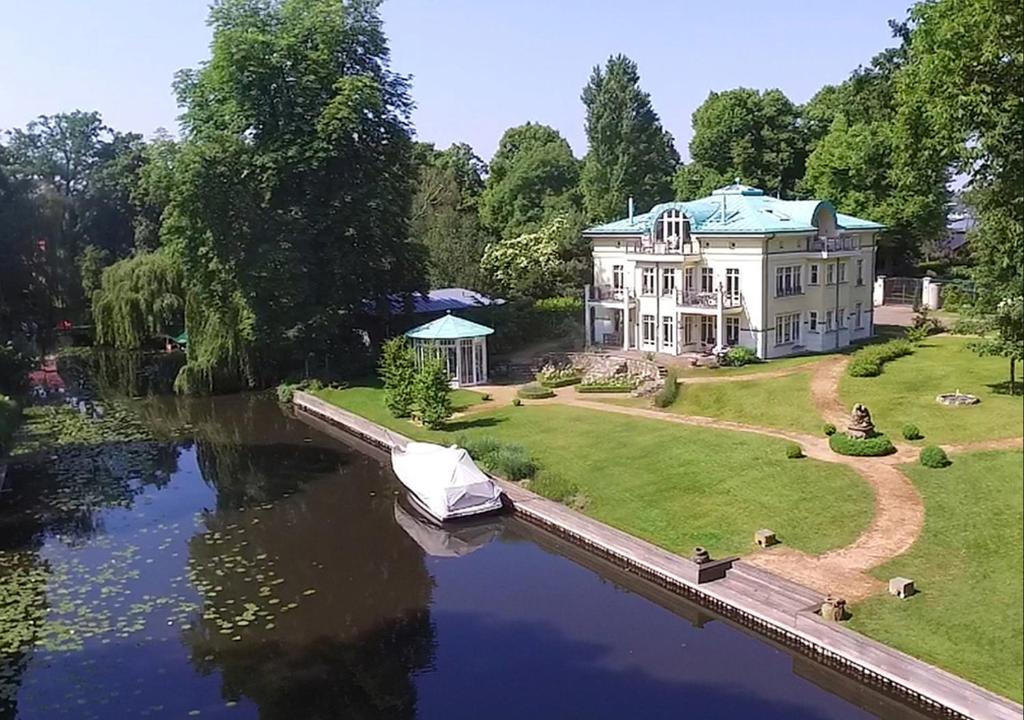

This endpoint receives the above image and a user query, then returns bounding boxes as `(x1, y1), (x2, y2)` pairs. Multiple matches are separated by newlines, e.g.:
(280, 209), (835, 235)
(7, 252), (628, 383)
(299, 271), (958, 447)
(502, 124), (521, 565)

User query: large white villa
(583, 183), (883, 359)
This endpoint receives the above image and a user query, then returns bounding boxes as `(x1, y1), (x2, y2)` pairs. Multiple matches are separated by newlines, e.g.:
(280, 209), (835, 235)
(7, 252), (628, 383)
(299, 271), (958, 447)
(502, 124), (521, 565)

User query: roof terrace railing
(627, 239), (696, 255)
(808, 235), (858, 252)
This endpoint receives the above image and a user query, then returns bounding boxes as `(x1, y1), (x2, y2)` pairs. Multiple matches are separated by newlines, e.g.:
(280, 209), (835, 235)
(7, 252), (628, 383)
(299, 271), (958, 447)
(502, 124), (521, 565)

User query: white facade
(583, 188), (879, 359)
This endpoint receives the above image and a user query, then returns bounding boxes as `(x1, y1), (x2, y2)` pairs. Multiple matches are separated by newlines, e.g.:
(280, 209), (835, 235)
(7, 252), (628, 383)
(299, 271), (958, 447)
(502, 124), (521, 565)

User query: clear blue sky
(0, 0), (910, 161)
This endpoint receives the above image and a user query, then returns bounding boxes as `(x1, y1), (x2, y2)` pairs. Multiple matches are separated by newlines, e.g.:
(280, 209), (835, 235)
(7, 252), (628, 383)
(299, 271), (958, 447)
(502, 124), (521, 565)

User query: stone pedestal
(820, 596), (847, 622)
(889, 577), (915, 599)
(754, 529), (777, 548)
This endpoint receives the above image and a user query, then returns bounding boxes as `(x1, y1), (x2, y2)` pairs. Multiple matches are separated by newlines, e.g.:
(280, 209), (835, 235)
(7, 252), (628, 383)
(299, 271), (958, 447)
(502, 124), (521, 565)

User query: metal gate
(883, 277), (922, 305)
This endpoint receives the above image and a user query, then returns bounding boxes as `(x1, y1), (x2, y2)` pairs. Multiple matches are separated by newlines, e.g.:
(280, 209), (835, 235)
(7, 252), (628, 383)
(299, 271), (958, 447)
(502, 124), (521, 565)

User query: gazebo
(405, 312), (494, 387)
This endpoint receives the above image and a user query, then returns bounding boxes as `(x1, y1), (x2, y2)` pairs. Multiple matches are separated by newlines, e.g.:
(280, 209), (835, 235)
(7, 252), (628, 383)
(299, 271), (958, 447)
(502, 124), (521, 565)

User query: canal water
(0, 394), (922, 719)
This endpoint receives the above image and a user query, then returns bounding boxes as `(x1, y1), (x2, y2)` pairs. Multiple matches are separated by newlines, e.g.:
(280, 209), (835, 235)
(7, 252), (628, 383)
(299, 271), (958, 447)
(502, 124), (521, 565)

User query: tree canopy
(478, 123), (580, 240)
(410, 143), (490, 290)
(166, 0), (424, 392)
(581, 55), (678, 222)
(674, 88), (805, 200)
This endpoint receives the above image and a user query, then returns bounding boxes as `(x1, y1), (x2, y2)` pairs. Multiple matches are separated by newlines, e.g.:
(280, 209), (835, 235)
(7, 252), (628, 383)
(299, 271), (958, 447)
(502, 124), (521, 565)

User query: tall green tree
(92, 249), (184, 349)
(478, 123), (580, 240)
(800, 22), (949, 272)
(897, 0), (1023, 309)
(0, 147), (47, 342)
(674, 88), (804, 200)
(167, 0), (424, 393)
(410, 143), (490, 289)
(581, 55), (678, 221)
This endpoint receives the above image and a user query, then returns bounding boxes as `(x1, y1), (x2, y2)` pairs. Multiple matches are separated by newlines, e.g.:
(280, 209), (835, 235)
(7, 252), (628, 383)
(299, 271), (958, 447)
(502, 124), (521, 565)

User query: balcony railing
(675, 290), (743, 309)
(627, 239), (697, 255)
(589, 285), (633, 302)
(808, 235), (857, 252)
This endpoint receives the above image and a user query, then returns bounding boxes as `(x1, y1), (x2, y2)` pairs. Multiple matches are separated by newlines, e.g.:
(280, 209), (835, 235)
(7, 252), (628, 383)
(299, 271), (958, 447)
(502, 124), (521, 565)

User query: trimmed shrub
(902, 423), (923, 441)
(828, 432), (897, 456)
(412, 353), (452, 429)
(919, 445), (950, 468)
(785, 442), (804, 459)
(904, 325), (929, 344)
(721, 346), (761, 367)
(652, 368), (680, 408)
(823, 422), (837, 436)
(847, 339), (915, 377)
(276, 382), (300, 403)
(539, 374), (583, 388)
(517, 382), (555, 399)
(512, 397), (522, 407)
(378, 336), (417, 418)
(481, 393), (492, 401)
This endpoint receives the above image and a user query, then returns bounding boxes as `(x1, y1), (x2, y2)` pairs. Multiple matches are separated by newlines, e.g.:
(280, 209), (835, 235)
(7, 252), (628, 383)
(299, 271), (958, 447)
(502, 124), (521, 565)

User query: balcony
(626, 239), (697, 256)
(807, 235), (858, 253)
(676, 290), (743, 309)
(588, 285), (634, 303)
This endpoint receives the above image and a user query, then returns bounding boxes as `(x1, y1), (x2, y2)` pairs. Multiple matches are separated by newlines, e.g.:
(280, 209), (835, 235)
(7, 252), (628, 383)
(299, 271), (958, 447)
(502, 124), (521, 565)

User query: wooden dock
(292, 391), (1024, 720)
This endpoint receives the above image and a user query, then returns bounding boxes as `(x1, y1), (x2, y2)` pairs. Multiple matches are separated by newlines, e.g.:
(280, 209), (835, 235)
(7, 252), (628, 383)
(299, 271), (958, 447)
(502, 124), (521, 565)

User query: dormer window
(654, 209), (689, 249)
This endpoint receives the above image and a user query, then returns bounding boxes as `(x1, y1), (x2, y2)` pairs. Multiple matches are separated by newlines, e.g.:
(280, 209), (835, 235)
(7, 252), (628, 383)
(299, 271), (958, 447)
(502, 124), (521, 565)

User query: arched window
(654, 209), (689, 250)
(813, 205), (837, 237)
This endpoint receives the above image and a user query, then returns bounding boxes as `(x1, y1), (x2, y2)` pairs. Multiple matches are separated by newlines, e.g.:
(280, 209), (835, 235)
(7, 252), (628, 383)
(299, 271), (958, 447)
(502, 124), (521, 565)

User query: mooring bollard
(820, 596), (847, 622)
(691, 546), (711, 564)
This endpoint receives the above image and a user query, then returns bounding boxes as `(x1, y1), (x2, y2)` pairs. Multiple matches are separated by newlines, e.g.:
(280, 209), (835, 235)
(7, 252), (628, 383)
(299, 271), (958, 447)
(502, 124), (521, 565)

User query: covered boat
(390, 441), (504, 522)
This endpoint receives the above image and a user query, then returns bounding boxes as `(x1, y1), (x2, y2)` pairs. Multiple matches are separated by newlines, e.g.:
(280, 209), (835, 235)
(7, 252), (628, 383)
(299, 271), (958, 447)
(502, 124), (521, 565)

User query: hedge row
(847, 339), (914, 377)
(828, 432), (896, 456)
(539, 375), (582, 388)
(576, 382), (634, 393)
(0, 395), (20, 453)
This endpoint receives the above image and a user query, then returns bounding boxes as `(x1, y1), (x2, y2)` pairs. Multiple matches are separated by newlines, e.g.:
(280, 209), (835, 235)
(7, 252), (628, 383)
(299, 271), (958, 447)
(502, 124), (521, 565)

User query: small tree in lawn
(413, 351), (452, 429)
(967, 296), (1024, 395)
(379, 336), (416, 418)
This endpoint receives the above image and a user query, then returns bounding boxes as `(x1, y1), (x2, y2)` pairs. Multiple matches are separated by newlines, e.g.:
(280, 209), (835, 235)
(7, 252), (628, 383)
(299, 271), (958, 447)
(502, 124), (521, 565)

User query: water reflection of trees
(183, 431), (436, 719)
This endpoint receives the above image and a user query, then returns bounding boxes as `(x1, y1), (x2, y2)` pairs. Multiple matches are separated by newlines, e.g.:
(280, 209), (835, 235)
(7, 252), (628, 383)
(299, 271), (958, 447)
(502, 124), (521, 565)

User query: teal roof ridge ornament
(405, 312), (495, 340)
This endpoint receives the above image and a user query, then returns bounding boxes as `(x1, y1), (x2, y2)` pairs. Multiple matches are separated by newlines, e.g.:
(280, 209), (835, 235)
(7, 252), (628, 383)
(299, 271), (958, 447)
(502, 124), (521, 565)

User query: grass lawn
(849, 451), (1024, 702)
(839, 336), (1024, 444)
(671, 371), (821, 434)
(312, 387), (873, 558)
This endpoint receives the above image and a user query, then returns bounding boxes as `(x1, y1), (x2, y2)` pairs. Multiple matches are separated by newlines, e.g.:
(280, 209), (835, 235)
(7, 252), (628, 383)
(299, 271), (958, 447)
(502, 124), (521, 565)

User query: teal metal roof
(585, 184), (884, 236)
(405, 313), (494, 340)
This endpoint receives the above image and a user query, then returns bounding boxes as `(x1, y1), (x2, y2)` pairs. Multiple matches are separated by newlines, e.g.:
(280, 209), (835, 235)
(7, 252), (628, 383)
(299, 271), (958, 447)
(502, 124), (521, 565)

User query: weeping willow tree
(92, 249), (184, 349)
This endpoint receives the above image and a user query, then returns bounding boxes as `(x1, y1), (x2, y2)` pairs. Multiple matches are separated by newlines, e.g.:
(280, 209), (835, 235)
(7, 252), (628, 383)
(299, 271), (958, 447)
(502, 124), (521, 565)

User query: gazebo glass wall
(404, 314), (494, 388)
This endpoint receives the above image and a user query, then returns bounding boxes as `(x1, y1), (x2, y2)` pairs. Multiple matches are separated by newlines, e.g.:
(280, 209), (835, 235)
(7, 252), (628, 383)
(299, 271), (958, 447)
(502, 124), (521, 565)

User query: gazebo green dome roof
(405, 313), (494, 340)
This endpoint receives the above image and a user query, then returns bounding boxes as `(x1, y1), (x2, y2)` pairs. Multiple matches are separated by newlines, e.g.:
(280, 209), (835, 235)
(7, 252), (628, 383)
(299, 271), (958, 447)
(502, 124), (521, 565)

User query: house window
(825, 310), (834, 331)
(726, 268), (740, 300)
(642, 314), (656, 344)
(809, 264), (819, 285)
(775, 312), (801, 345)
(656, 209), (687, 248)
(642, 267), (656, 295)
(612, 264), (624, 290)
(838, 262), (847, 283)
(775, 266), (802, 297)
(856, 259), (864, 286)
(661, 268), (676, 295)
(661, 316), (674, 346)
(725, 317), (740, 345)
(683, 267), (695, 291)
(826, 263), (835, 285)
(809, 311), (818, 332)
(700, 267), (714, 293)
(855, 303), (863, 329)
(838, 307), (846, 328)
(700, 316), (716, 345)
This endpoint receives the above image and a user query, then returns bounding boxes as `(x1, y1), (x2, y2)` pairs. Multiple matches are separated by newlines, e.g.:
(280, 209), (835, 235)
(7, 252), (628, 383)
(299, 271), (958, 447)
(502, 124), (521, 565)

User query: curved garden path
(809, 355), (852, 427)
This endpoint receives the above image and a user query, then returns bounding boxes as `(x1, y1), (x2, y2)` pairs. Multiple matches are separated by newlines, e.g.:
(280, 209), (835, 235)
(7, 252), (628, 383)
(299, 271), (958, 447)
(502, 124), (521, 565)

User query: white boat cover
(393, 501), (502, 557)
(390, 441), (503, 521)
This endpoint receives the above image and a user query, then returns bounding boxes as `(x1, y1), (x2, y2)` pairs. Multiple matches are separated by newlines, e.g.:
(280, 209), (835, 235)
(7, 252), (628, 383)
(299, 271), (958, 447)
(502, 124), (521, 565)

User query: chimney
(628, 197), (634, 223)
